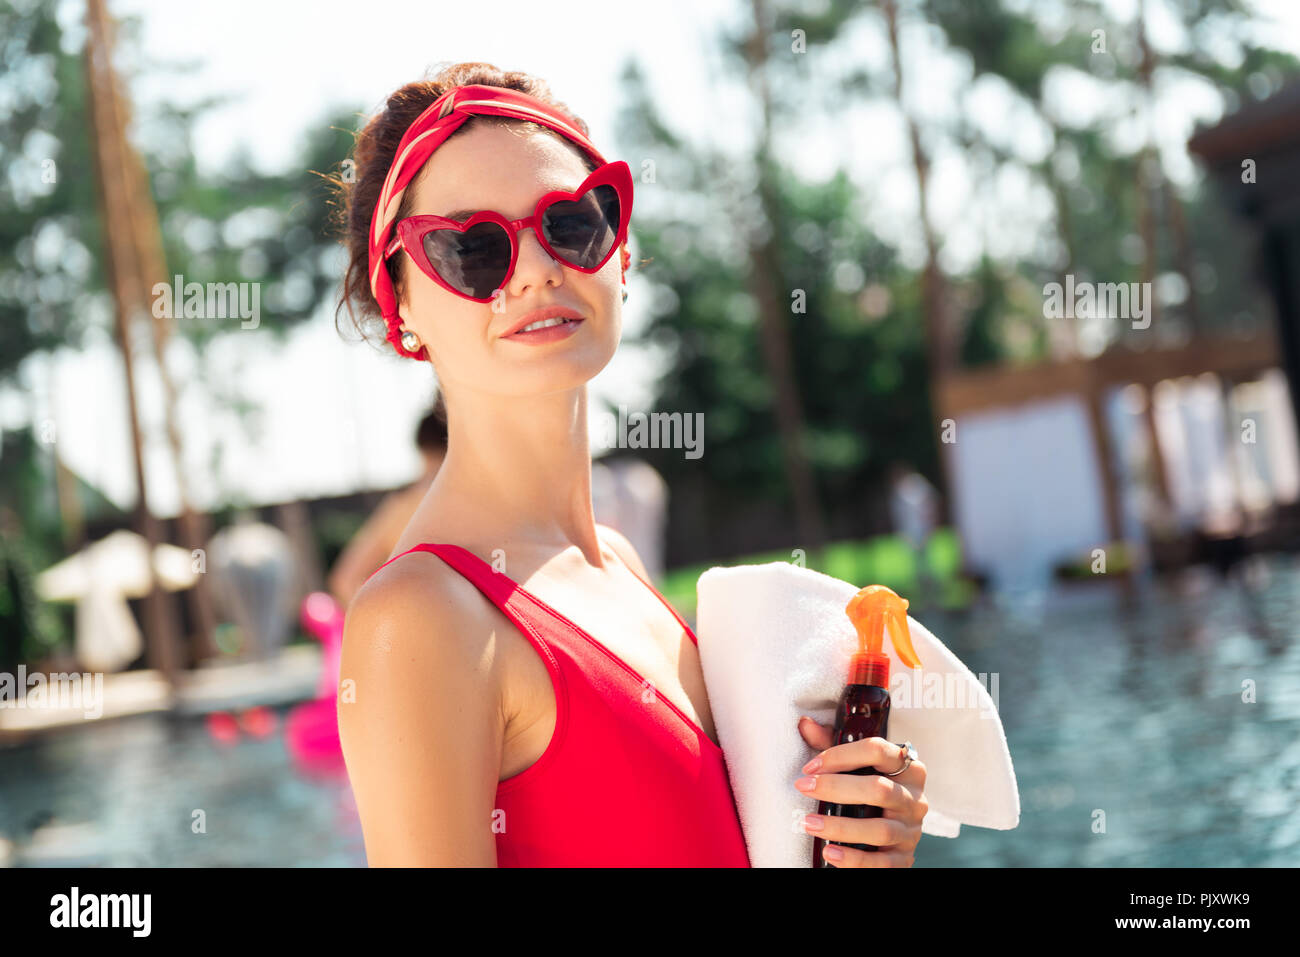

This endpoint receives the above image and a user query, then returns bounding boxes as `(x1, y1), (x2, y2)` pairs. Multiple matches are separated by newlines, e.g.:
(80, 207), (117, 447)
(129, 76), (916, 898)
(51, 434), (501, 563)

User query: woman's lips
(502, 317), (584, 343)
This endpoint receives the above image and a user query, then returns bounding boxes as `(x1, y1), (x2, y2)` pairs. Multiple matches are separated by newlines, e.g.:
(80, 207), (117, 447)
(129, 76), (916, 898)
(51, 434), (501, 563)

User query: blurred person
(888, 462), (939, 607)
(590, 452), (667, 584)
(332, 63), (928, 867)
(327, 398), (448, 608)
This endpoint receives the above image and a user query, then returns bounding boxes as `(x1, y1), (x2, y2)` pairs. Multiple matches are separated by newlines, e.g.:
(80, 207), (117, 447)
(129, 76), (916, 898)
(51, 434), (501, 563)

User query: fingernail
(795, 775), (818, 792)
(803, 814), (824, 832)
(823, 844), (844, 861)
(801, 756), (822, 774)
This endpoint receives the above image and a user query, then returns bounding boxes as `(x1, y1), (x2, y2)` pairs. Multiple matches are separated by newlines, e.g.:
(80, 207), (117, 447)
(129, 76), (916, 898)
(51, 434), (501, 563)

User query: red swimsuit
(379, 542), (752, 867)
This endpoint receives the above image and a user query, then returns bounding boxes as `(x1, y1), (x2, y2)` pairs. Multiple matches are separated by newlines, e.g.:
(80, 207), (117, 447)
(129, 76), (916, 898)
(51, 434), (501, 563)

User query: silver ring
(883, 741), (916, 776)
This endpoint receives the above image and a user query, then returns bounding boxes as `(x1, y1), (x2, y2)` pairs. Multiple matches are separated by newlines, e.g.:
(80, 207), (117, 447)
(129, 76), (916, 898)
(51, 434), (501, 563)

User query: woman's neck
(401, 385), (604, 568)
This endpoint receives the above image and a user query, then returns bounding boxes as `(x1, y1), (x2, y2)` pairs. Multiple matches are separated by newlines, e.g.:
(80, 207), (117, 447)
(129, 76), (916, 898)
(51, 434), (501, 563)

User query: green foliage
(2, 0), (1296, 590)
(658, 528), (974, 619)
(0, 524), (68, 669)
(924, 0), (1295, 347)
(959, 257), (1012, 368)
(613, 61), (939, 515)
(0, 430), (75, 666)
(0, 0), (104, 380)
(0, 1), (360, 384)
(607, 0), (1297, 552)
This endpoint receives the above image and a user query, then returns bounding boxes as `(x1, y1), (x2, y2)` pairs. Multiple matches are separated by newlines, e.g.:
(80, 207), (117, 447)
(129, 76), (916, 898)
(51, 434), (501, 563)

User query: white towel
(696, 561), (1020, 868)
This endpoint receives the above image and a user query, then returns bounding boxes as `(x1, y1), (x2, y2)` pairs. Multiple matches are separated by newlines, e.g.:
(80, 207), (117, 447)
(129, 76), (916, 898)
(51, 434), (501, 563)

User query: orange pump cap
(845, 585), (922, 687)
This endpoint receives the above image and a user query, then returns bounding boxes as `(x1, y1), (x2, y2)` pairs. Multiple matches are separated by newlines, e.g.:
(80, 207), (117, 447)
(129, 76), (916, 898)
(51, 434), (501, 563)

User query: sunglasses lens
(541, 184), (620, 270)
(421, 221), (511, 299)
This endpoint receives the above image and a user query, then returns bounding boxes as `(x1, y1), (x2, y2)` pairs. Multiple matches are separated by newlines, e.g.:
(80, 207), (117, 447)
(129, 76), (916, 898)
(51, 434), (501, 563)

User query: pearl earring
(401, 330), (422, 353)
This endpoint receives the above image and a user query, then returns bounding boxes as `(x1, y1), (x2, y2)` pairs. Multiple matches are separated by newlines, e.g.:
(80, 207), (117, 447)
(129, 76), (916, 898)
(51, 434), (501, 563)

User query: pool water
(2, 554), (1297, 867)
(916, 553), (1300, 867)
(1, 709), (366, 867)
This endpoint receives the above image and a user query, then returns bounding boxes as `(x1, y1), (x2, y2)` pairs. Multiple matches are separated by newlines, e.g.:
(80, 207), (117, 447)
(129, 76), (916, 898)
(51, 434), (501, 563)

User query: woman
(333, 62), (928, 866)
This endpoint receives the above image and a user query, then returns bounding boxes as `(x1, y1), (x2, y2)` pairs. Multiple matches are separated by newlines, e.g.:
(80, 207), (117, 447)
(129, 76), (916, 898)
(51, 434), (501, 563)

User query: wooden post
(85, 0), (221, 666)
(1082, 375), (1124, 548)
(1142, 382), (1175, 520)
(84, 0), (183, 688)
(115, 48), (221, 663)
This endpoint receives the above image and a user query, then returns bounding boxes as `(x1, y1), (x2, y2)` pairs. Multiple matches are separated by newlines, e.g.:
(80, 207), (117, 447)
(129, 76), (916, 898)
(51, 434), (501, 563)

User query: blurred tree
(613, 0), (958, 559)
(0, 430), (78, 666)
(731, 0), (829, 552)
(4, 0), (1297, 577)
(0, 0), (358, 383)
(612, 0), (1297, 562)
(0, 0), (102, 381)
(923, 0), (1297, 354)
(614, 54), (937, 558)
(0, 0), (362, 655)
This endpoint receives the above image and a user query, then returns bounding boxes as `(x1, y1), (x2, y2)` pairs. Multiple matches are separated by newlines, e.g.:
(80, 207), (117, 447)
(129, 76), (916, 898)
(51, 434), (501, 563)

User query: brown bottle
(811, 585), (921, 868)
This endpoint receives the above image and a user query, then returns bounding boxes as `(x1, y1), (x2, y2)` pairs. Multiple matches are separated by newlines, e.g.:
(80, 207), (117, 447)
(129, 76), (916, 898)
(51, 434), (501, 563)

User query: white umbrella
(36, 530), (199, 672)
(37, 529), (198, 599)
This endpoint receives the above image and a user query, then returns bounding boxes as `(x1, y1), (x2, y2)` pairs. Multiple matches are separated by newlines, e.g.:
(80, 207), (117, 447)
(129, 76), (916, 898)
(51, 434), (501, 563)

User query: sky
(10, 0), (1300, 517)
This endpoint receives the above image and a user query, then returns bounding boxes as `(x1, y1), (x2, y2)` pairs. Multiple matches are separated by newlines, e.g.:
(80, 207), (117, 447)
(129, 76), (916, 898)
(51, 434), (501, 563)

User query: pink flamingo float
(283, 591), (348, 776)
(203, 592), (347, 778)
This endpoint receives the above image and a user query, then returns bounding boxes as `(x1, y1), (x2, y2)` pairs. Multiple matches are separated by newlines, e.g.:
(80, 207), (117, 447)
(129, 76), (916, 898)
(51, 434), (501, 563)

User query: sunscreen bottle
(812, 584), (922, 867)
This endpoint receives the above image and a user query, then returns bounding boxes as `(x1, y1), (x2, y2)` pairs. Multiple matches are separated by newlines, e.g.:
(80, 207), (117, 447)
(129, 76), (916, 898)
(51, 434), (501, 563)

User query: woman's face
(394, 122), (622, 402)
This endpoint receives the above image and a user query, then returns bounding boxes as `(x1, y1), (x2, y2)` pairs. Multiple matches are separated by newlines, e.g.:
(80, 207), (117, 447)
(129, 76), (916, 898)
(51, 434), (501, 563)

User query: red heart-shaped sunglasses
(383, 160), (633, 303)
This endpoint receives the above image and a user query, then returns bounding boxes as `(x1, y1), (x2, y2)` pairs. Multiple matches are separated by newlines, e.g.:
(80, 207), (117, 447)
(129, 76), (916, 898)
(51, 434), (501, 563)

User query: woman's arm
(337, 557), (505, 866)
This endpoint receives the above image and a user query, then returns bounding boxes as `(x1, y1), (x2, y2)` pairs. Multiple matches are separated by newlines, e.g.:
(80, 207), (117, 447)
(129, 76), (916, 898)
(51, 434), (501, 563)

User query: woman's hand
(795, 716), (928, 867)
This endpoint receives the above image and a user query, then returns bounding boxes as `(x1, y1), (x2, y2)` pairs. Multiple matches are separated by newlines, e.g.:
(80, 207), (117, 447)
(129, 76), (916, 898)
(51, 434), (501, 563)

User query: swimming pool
(918, 554), (1300, 867)
(2, 554), (1297, 867)
(0, 707), (365, 867)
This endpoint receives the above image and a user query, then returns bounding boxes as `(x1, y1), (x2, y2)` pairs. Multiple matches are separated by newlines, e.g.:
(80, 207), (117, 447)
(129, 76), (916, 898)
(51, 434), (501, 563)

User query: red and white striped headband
(367, 84), (611, 358)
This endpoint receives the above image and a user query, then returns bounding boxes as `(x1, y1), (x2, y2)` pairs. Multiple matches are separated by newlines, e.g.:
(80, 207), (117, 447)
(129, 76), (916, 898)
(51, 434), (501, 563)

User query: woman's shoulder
(342, 546), (499, 666)
(346, 528), (647, 635)
(336, 545), (508, 867)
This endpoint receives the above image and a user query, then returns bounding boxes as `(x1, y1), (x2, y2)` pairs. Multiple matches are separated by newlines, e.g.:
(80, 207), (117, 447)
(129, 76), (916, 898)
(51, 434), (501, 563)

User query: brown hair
(329, 62), (605, 348)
